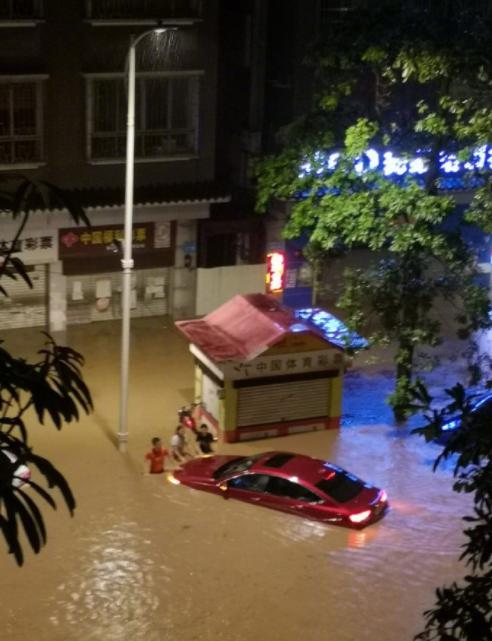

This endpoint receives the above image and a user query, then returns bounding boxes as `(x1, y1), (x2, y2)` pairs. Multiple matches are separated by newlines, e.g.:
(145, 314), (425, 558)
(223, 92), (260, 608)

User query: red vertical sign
(266, 251), (286, 293)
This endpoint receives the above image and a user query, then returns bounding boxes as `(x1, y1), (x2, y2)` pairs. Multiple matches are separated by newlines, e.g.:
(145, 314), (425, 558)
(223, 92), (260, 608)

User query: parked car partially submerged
(173, 451), (388, 528)
(0, 447), (31, 489)
(438, 392), (492, 443)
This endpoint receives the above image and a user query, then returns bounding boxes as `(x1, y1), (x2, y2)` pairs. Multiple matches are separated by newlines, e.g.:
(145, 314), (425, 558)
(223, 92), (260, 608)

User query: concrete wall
(172, 219), (198, 319)
(195, 263), (265, 316)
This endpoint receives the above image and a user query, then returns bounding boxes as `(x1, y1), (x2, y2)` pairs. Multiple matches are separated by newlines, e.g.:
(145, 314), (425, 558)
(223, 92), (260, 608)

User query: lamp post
(118, 28), (167, 452)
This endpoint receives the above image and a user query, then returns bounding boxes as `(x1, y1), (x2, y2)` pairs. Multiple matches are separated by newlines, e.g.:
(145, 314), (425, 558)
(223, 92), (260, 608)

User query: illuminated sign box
(266, 251), (286, 293)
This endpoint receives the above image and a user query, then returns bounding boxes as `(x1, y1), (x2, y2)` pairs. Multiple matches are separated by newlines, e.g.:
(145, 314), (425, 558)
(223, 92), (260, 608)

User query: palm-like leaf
(411, 380), (492, 640)
(0, 177), (92, 565)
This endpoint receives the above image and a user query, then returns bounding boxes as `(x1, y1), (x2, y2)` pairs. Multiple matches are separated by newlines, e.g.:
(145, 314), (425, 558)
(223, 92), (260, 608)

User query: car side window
(228, 473), (269, 493)
(266, 476), (322, 503)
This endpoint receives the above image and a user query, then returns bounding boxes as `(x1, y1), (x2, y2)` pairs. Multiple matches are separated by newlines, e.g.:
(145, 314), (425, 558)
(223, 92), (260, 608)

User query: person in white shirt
(170, 425), (193, 463)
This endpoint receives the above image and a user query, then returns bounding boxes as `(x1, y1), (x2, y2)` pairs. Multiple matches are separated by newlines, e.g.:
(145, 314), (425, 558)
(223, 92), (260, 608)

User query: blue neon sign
(299, 146), (492, 191)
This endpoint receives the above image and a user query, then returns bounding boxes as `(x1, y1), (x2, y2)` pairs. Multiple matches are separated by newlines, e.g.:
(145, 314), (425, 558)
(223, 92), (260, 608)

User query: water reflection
(347, 528), (369, 549)
(267, 515), (335, 544)
(48, 521), (165, 641)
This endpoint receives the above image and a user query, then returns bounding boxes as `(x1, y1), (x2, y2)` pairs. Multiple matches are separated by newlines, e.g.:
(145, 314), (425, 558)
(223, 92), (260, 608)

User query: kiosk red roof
(175, 293), (335, 363)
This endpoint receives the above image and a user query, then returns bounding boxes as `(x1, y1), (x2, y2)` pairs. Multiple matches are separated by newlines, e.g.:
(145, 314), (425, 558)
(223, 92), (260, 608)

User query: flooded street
(1, 318), (471, 641)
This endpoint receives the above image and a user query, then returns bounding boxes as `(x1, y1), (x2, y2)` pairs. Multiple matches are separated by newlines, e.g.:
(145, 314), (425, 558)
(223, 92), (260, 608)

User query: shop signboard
(266, 251), (286, 294)
(59, 223), (155, 257)
(300, 145), (492, 188)
(0, 230), (57, 264)
(219, 349), (344, 380)
(182, 241), (197, 253)
(154, 222), (172, 249)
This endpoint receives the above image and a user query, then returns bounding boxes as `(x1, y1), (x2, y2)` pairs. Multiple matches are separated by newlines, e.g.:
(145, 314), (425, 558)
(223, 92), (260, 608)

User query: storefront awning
(0, 181), (231, 216)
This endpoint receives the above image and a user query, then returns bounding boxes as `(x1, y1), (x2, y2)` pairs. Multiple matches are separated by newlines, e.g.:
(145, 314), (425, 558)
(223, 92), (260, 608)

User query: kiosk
(175, 293), (365, 442)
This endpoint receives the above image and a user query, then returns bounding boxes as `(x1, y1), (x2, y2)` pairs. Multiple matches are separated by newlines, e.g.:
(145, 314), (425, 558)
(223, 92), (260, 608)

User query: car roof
(251, 451), (340, 486)
(472, 392), (492, 410)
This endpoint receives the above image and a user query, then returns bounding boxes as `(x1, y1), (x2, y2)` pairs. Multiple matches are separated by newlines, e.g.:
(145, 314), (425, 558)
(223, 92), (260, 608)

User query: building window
(86, 73), (200, 162)
(319, 0), (354, 28)
(0, 0), (43, 19)
(411, 0), (492, 15)
(85, 0), (202, 20)
(0, 78), (44, 165)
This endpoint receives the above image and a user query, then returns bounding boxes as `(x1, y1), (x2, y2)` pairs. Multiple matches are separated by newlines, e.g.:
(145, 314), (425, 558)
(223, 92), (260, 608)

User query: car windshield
(473, 395), (492, 417)
(316, 471), (364, 503)
(213, 454), (264, 480)
(442, 394), (492, 431)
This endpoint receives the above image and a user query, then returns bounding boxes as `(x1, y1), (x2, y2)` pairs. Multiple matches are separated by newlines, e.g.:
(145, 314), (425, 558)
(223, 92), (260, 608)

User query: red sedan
(173, 451), (388, 528)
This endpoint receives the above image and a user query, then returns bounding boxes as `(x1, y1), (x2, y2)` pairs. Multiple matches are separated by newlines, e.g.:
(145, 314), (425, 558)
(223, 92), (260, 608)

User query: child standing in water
(144, 437), (169, 474)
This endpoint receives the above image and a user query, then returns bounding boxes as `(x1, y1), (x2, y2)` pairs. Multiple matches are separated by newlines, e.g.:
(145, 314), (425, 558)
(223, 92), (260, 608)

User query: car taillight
(379, 490), (388, 503)
(349, 509), (372, 524)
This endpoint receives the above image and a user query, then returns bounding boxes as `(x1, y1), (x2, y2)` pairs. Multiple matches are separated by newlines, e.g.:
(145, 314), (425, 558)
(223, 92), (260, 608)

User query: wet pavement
(0, 318), (472, 641)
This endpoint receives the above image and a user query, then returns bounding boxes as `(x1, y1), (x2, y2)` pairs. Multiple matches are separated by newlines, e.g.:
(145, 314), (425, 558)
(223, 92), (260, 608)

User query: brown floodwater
(0, 318), (470, 641)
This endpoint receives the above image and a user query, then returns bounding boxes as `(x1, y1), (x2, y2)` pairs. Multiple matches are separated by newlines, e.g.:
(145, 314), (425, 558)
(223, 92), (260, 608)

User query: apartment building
(0, 0), (231, 331)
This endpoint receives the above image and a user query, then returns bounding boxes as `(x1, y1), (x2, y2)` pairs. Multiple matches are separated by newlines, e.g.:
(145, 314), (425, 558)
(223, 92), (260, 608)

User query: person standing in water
(195, 424), (216, 455)
(144, 437), (169, 474)
(170, 425), (193, 463)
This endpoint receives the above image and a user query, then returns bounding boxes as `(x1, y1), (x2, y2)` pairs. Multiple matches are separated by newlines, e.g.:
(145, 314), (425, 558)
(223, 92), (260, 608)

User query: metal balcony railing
(319, 0), (354, 29)
(0, 0), (43, 19)
(86, 0), (202, 21)
(0, 137), (43, 164)
(91, 128), (197, 160)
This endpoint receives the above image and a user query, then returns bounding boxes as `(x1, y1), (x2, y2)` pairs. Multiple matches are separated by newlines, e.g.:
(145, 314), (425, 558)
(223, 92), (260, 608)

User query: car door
(226, 473), (270, 505)
(289, 485), (328, 520)
(261, 475), (324, 518)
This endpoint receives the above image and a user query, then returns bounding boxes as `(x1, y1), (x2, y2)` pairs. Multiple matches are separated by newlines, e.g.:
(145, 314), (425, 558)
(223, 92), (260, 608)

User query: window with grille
(0, 0), (43, 19)
(87, 73), (200, 161)
(409, 0), (491, 12)
(319, 0), (354, 28)
(0, 79), (44, 165)
(85, 0), (202, 20)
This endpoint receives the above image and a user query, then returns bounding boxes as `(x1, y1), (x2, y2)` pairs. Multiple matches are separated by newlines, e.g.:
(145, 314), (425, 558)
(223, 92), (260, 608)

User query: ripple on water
(48, 520), (170, 641)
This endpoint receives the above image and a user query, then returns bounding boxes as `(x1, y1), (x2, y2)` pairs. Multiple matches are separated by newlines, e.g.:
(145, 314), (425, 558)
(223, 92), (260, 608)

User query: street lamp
(118, 27), (169, 452)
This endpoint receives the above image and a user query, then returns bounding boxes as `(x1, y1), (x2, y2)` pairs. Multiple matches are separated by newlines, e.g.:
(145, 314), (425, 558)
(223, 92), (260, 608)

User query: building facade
(0, 0), (233, 331)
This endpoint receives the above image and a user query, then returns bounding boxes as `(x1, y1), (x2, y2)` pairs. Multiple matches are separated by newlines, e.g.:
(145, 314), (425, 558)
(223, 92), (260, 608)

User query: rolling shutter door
(237, 378), (329, 427)
(0, 264), (47, 329)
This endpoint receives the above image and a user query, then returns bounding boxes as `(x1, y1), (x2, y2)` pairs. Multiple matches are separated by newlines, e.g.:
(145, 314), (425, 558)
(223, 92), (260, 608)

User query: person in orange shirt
(144, 437), (169, 474)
